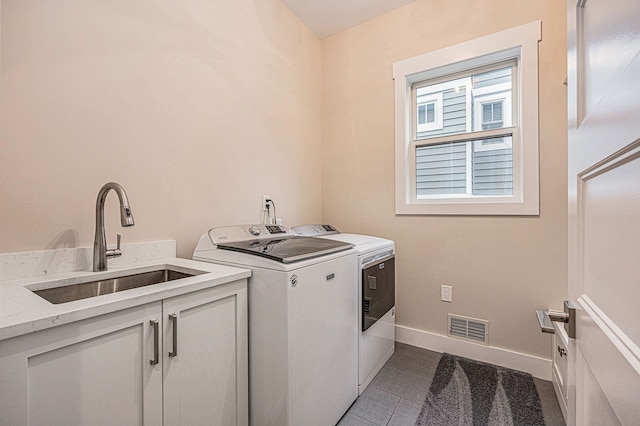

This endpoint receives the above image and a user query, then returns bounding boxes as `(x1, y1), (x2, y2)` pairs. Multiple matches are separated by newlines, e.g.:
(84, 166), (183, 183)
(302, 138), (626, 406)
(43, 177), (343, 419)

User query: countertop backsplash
(0, 240), (176, 282)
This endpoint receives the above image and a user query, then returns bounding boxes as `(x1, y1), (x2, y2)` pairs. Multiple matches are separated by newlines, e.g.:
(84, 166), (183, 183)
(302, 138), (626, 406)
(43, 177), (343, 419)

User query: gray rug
(416, 353), (545, 426)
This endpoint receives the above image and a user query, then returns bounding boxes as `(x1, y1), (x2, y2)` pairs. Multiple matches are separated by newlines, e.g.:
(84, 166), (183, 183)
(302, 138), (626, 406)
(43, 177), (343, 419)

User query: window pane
(426, 103), (435, 123)
(414, 65), (512, 140)
(416, 142), (468, 196)
(493, 102), (503, 121)
(472, 137), (513, 196)
(482, 103), (493, 123)
(416, 136), (513, 198)
(417, 102), (436, 125)
(481, 101), (504, 130)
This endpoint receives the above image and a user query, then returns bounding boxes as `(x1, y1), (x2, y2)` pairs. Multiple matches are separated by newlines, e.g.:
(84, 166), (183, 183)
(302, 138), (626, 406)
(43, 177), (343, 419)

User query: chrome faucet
(93, 182), (135, 272)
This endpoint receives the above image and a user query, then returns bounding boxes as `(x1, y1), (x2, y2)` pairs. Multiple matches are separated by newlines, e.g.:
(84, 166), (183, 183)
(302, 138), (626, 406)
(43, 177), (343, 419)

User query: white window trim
(393, 21), (541, 215)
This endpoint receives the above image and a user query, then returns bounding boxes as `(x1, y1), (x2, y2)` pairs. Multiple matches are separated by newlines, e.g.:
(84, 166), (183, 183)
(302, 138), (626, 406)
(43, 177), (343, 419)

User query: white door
(567, 0), (640, 424)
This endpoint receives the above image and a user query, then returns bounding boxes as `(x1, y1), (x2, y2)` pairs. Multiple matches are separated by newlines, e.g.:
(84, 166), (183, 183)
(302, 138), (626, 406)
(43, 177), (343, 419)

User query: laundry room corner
(320, 0), (568, 367)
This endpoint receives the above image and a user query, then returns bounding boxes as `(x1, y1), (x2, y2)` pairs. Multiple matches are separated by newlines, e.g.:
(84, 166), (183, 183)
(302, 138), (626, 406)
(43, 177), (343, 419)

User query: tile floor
(337, 343), (566, 426)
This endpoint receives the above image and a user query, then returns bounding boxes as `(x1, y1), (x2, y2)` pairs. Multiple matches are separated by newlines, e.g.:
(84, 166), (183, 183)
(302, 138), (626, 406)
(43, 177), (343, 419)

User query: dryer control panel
(290, 224), (339, 236)
(208, 224), (292, 244)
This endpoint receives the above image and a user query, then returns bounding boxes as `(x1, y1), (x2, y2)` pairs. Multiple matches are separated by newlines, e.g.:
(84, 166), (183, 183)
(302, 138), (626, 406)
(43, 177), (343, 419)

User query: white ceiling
(280, 0), (419, 39)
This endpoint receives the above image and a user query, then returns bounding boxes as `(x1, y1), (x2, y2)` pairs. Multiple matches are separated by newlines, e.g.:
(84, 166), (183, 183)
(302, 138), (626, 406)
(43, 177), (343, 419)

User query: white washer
(193, 224), (358, 426)
(291, 224), (395, 395)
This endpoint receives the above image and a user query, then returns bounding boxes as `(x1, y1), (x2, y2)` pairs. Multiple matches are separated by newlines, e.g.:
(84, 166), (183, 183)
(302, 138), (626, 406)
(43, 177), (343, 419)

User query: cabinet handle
(150, 319), (159, 366)
(169, 314), (178, 358)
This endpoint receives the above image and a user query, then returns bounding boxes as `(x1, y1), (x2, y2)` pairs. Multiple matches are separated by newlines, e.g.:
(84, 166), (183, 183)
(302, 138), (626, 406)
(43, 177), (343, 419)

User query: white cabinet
(162, 283), (248, 425)
(0, 302), (164, 426)
(0, 279), (248, 426)
(551, 322), (569, 422)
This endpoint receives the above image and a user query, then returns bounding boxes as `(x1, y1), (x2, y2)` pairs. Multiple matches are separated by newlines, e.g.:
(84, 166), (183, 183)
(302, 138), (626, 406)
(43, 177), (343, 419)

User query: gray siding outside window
(416, 141), (513, 197)
(416, 89), (467, 140)
(416, 142), (467, 196)
(472, 146), (513, 195)
(472, 67), (511, 89)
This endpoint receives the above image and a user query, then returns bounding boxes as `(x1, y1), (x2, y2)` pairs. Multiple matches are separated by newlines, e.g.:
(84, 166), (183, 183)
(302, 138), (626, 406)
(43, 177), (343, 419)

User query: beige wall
(0, 0), (322, 257)
(321, 0), (567, 358)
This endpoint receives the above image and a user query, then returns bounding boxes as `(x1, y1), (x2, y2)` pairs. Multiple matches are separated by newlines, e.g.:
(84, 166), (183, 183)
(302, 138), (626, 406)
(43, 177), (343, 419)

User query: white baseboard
(395, 324), (552, 380)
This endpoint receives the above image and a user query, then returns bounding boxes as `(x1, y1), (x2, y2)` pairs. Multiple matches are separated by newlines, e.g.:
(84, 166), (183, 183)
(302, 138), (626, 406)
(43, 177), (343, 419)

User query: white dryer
(291, 224), (395, 395)
(193, 224), (358, 426)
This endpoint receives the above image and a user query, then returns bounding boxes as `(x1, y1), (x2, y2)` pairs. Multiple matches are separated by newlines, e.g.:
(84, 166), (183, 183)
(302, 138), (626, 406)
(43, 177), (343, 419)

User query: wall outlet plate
(441, 285), (453, 302)
(262, 194), (271, 211)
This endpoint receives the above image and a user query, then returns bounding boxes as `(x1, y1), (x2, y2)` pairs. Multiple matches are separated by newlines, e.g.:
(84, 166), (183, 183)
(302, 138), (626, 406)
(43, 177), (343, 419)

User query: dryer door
(362, 256), (395, 331)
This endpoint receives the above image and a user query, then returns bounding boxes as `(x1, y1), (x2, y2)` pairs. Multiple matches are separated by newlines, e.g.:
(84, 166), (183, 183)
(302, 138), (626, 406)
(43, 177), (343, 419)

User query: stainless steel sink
(32, 268), (203, 304)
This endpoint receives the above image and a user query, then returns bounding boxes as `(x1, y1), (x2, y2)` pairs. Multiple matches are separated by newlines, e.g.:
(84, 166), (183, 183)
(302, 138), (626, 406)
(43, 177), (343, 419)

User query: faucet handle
(114, 234), (123, 256)
(106, 234), (123, 260)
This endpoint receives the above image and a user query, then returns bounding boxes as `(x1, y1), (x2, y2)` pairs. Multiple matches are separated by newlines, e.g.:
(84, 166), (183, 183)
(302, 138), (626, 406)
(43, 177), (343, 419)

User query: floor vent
(448, 314), (489, 345)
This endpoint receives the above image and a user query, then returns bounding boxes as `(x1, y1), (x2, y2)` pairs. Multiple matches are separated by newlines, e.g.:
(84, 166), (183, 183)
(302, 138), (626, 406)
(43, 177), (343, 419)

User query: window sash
(413, 127), (516, 148)
(409, 61), (517, 200)
(410, 127), (517, 200)
(410, 60), (516, 149)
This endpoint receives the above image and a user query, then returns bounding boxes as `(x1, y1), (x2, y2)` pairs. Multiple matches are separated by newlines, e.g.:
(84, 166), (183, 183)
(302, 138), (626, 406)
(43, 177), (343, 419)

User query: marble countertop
(0, 258), (251, 341)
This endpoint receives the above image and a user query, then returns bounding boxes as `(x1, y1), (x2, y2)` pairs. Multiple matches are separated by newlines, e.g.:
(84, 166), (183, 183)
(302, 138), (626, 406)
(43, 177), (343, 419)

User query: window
(481, 101), (504, 130)
(393, 21), (541, 215)
(413, 65), (514, 198)
(416, 92), (443, 132)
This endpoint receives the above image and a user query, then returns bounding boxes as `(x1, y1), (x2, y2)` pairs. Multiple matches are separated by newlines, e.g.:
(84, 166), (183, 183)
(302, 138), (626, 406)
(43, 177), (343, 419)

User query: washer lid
(216, 236), (354, 264)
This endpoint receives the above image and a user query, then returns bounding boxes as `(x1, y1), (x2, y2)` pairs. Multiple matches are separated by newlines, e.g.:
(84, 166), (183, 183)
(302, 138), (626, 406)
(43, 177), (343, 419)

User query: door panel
(580, 147), (640, 344)
(577, 301), (639, 425)
(0, 302), (163, 426)
(162, 283), (248, 426)
(28, 325), (146, 426)
(576, 350), (621, 426)
(567, 0), (640, 424)
(169, 296), (237, 425)
(577, 0), (640, 122)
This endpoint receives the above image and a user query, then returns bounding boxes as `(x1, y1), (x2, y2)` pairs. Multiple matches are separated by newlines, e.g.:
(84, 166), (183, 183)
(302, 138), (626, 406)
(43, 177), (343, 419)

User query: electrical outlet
(441, 285), (453, 302)
(262, 194), (271, 211)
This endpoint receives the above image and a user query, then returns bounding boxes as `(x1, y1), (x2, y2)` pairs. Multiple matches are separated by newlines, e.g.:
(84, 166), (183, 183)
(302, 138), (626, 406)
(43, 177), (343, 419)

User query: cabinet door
(552, 324), (569, 421)
(162, 280), (248, 426)
(0, 302), (163, 426)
